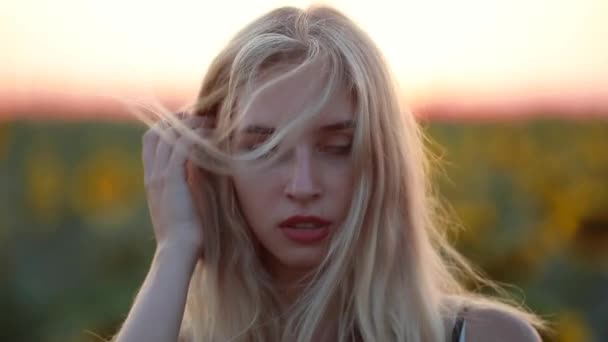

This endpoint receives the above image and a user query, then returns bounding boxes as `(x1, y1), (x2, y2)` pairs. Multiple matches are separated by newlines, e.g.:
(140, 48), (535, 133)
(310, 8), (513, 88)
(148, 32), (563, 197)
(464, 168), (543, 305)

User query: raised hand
(142, 113), (209, 255)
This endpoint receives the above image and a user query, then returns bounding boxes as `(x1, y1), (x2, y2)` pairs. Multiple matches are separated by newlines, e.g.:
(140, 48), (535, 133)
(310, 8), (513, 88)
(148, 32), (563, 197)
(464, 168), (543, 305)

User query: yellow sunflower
(69, 147), (143, 231)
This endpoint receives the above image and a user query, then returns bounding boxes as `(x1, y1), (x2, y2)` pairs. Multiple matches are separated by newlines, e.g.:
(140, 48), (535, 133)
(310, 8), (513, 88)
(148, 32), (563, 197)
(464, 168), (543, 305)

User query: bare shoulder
(178, 333), (192, 342)
(178, 327), (192, 342)
(463, 306), (542, 342)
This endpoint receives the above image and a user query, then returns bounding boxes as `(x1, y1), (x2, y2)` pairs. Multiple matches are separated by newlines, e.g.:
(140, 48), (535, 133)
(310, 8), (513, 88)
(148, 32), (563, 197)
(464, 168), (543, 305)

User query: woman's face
(231, 63), (355, 274)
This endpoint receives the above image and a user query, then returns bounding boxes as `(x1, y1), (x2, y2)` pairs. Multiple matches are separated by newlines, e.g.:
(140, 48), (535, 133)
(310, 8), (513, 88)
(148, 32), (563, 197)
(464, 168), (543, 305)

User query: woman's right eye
(245, 144), (278, 158)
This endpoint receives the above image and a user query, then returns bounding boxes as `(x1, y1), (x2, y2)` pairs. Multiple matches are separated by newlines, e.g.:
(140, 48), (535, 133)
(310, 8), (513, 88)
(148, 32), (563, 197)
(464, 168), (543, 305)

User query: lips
(279, 215), (332, 243)
(278, 215), (332, 229)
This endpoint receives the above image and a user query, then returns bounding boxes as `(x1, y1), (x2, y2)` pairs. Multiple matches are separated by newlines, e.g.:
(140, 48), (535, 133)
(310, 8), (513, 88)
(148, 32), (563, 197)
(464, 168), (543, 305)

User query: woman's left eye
(320, 144), (352, 154)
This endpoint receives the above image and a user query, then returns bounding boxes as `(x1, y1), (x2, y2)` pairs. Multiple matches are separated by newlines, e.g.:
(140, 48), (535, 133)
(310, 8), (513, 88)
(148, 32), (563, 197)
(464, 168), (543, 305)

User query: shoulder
(462, 306), (542, 342)
(178, 324), (193, 342)
(178, 330), (192, 342)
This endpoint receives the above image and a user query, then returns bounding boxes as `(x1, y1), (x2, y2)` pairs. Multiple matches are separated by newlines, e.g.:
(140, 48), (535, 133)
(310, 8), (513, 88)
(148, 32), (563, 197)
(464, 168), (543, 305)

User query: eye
(320, 144), (351, 154)
(319, 135), (352, 155)
(245, 143), (278, 158)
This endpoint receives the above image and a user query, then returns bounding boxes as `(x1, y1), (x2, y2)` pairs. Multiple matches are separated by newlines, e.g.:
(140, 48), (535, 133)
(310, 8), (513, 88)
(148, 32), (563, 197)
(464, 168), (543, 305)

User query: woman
(113, 5), (549, 342)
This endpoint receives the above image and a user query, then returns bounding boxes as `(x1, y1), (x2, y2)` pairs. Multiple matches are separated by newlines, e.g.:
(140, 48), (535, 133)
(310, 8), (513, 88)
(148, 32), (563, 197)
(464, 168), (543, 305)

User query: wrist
(155, 238), (201, 267)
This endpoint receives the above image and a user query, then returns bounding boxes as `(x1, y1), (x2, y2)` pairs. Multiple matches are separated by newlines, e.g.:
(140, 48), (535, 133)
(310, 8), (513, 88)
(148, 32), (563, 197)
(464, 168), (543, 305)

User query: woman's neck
(262, 254), (340, 340)
(272, 266), (314, 308)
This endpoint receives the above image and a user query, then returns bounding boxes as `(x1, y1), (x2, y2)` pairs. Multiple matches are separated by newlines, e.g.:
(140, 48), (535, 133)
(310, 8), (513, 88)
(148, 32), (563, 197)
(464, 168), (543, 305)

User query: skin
(231, 61), (356, 306)
(117, 74), (542, 342)
(118, 58), (541, 342)
(228, 61), (543, 340)
(457, 307), (543, 342)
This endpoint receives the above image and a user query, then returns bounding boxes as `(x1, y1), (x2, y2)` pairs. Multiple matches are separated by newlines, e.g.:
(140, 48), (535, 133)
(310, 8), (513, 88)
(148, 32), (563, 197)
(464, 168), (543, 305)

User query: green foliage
(1, 118), (606, 341)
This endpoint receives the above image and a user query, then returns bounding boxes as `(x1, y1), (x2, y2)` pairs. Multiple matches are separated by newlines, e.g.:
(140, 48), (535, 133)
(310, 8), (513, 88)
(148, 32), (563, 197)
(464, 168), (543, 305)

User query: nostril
(285, 177), (322, 201)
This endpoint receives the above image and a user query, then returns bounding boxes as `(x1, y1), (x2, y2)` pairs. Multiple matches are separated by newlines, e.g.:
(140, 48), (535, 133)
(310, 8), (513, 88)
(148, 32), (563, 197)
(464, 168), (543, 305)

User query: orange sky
(2, 0), (608, 119)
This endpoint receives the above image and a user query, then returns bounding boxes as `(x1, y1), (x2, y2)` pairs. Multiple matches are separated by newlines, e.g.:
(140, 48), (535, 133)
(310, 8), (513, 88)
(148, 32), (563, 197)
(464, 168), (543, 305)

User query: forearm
(114, 243), (199, 342)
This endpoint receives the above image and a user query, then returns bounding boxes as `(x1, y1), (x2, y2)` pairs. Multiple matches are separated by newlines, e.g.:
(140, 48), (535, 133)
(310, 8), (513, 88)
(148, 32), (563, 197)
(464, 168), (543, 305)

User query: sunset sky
(2, 0), (608, 119)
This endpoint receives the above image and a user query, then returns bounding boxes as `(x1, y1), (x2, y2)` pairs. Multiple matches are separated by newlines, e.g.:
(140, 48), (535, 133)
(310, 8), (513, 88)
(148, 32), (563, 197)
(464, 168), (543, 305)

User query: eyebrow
(241, 119), (356, 135)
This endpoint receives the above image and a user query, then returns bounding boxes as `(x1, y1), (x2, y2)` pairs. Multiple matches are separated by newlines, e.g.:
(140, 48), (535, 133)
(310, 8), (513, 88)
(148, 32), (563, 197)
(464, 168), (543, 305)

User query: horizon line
(2, 89), (607, 123)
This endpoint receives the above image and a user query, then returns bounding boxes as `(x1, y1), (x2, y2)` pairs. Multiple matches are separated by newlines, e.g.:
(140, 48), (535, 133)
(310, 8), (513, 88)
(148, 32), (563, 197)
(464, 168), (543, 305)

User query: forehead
(236, 61), (355, 129)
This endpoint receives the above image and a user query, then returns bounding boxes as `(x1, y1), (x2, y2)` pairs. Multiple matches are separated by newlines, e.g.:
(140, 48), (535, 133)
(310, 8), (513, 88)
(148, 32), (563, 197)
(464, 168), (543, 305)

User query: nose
(284, 146), (321, 202)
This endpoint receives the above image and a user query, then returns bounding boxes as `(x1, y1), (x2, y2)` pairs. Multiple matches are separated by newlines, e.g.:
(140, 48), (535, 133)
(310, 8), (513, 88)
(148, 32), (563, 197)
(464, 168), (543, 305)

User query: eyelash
(245, 144), (278, 158)
(319, 144), (352, 155)
(245, 143), (352, 157)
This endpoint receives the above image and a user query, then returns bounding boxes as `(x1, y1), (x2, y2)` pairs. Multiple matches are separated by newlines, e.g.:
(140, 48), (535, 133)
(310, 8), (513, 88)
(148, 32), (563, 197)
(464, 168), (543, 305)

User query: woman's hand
(142, 113), (208, 256)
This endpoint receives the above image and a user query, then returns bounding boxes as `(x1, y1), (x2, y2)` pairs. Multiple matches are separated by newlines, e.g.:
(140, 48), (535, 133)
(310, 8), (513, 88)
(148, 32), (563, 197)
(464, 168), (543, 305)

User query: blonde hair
(127, 5), (549, 342)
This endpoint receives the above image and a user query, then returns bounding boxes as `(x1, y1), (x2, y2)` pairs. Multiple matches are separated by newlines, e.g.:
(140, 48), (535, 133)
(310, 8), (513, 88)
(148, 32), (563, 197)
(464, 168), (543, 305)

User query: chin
(275, 246), (327, 270)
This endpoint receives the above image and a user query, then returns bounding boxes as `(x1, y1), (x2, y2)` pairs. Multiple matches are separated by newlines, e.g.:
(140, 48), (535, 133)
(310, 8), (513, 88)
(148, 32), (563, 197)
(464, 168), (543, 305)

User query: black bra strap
(451, 306), (469, 342)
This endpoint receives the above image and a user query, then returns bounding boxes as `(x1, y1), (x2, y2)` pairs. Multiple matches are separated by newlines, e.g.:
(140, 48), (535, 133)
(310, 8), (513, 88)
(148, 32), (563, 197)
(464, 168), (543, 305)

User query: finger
(162, 113), (205, 131)
(142, 128), (160, 171)
(178, 117), (212, 139)
(185, 114), (216, 129)
(184, 115), (206, 128)
(167, 127), (205, 174)
(142, 129), (158, 166)
(154, 116), (171, 128)
(155, 112), (185, 128)
(153, 127), (179, 175)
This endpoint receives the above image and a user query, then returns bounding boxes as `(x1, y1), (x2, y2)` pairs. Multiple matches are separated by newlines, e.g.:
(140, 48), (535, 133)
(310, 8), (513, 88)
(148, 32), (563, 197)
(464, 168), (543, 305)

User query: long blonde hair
(129, 5), (549, 341)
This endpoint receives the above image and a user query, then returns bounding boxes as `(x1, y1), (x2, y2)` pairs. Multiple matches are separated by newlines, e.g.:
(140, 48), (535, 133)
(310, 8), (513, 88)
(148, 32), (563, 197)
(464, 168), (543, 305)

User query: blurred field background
(2, 0), (607, 341)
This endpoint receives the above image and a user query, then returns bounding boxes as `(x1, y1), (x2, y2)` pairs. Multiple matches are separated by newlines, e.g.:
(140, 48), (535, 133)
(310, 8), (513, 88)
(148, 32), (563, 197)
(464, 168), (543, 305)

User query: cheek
(232, 169), (275, 219)
(328, 160), (354, 186)
(324, 164), (355, 204)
